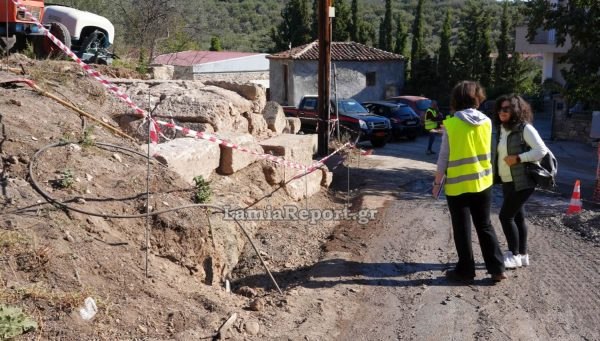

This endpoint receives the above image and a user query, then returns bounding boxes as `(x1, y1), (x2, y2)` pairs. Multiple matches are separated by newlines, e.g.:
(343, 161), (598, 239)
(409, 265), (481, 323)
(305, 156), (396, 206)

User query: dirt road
(252, 137), (600, 340)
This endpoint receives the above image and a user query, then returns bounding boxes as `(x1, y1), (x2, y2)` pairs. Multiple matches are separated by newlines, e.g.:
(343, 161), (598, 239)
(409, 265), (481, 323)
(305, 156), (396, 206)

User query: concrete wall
(270, 59), (405, 106)
(171, 66), (269, 85)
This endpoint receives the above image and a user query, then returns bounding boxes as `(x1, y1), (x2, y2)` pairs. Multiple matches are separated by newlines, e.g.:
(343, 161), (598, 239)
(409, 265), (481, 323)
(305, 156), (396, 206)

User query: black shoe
(445, 269), (475, 283)
(426, 150), (435, 155)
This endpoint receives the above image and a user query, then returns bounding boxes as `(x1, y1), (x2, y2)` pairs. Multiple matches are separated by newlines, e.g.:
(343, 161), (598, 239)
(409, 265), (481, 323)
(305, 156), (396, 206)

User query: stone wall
(551, 96), (595, 144)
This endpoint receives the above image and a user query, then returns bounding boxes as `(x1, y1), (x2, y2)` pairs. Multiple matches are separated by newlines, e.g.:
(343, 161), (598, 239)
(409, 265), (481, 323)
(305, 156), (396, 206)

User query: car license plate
(375, 131), (386, 137)
(406, 121), (416, 126)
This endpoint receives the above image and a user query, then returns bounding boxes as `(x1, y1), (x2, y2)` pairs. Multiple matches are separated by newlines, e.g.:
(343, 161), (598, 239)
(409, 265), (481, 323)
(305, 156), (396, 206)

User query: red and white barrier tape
(11, 0), (160, 143)
(155, 120), (350, 171)
(12, 0), (363, 172)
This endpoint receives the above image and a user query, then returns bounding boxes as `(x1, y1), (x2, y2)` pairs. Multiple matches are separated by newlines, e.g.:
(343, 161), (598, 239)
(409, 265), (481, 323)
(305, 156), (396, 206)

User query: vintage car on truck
(283, 95), (392, 148)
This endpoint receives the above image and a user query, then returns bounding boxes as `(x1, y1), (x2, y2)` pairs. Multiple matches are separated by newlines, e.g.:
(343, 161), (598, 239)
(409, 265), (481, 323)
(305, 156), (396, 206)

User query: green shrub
(59, 169), (75, 189)
(193, 176), (211, 203)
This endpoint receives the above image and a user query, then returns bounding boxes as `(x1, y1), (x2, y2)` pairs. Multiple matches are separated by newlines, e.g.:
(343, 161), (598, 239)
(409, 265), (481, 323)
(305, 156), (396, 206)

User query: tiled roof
(267, 41), (405, 61)
(152, 50), (260, 66)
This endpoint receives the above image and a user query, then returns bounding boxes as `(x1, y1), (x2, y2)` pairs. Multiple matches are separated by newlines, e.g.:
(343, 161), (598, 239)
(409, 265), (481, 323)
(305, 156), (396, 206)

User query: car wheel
(370, 138), (387, 148)
(34, 22), (71, 59)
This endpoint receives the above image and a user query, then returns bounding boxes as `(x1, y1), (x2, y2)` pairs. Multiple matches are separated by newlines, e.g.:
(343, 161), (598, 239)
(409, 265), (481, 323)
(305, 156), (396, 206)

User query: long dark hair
(494, 94), (533, 129)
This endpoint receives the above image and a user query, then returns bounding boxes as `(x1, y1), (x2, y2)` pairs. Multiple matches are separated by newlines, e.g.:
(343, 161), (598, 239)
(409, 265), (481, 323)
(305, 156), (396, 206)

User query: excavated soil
(1, 57), (599, 341)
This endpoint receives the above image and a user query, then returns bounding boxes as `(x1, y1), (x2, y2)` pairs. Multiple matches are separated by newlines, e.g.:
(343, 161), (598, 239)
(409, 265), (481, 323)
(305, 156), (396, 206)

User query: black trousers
(500, 182), (535, 255)
(446, 187), (505, 276)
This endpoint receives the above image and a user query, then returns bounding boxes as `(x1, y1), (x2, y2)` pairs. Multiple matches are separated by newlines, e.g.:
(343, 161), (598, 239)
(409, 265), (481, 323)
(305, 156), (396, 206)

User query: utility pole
(317, 0), (332, 156)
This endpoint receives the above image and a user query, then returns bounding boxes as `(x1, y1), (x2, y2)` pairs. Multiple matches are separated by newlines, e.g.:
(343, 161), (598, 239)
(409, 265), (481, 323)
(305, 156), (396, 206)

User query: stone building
(267, 41), (405, 107)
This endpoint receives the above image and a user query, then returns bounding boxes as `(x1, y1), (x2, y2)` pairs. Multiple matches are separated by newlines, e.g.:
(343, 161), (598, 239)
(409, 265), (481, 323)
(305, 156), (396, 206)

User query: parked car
(283, 95), (392, 147)
(361, 101), (421, 140)
(386, 95), (434, 130)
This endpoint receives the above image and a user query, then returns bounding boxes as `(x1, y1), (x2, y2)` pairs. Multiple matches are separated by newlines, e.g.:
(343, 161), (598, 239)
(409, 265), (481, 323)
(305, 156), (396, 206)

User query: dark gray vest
(494, 124), (536, 191)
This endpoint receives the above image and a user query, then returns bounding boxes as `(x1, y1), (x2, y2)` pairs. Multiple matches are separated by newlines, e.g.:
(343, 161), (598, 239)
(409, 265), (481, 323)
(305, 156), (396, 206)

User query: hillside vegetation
(53, 0), (526, 55)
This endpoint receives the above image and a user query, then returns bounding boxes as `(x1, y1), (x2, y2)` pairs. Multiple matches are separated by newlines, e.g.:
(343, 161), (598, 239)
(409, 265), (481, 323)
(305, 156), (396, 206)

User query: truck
(283, 95), (392, 148)
(0, 0), (115, 64)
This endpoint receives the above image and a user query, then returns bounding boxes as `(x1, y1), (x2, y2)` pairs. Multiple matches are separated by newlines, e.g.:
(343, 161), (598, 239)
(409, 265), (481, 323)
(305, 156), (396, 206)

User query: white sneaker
(514, 254), (522, 267)
(521, 254), (529, 266)
(503, 251), (521, 269)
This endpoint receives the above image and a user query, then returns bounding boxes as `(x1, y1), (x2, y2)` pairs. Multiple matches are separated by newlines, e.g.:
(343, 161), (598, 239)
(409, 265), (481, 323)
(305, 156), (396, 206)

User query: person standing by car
(425, 101), (443, 155)
(433, 81), (506, 283)
(493, 94), (548, 269)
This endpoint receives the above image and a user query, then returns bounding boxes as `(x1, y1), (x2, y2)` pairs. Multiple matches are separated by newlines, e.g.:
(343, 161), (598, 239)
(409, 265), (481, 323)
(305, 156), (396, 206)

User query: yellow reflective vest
(443, 116), (493, 196)
(425, 109), (439, 130)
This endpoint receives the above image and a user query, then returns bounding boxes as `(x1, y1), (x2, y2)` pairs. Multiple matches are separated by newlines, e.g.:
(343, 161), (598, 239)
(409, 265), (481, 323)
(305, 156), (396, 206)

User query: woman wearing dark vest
(433, 81), (506, 283)
(493, 94), (548, 269)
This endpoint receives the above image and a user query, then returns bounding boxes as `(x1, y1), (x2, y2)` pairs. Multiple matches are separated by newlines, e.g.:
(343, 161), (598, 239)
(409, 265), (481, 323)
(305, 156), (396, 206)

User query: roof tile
(267, 41), (405, 61)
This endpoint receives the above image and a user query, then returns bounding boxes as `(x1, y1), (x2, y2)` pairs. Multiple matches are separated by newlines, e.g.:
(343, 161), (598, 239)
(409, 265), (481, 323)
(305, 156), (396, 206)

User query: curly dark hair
(493, 94), (533, 129)
(450, 80), (486, 111)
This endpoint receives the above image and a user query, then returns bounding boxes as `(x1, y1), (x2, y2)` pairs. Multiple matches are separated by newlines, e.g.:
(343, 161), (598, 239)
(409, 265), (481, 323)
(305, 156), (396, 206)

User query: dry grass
(0, 230), (30, 250)
(1, 283), (97, 312)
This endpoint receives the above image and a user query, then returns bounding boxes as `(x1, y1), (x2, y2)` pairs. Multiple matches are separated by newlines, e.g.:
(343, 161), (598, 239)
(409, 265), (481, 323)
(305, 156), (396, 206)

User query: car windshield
(416, 99), (432, 111)
(337, 99), (369, 113)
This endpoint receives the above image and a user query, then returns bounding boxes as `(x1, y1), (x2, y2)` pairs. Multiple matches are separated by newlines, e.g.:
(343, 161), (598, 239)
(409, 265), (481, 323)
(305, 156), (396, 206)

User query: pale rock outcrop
(261, 101), (287, 135)
(284, 117), (302, 134)
(144, 138), (220, 183)
(217, 132), (264, 175)
(259, 134), (317, 166)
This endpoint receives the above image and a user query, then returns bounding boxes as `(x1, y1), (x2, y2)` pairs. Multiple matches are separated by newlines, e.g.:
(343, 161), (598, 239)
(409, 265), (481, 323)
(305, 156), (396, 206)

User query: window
(303, 98), (317, 110)
(366, 72), (376, 86)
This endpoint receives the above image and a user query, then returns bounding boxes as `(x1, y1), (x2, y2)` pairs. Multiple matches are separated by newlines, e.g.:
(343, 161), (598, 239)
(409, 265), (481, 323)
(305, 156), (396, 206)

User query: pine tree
(438, 10), (452, 96)
(394, 14), (408, 56)
(410, 0), (426, 80)
(333, 0), (351, 41)
(350, 0), (360, 42)
(381, 0), (394, 51)
(494, 1), (511, 89)
(478, 16), (493, 88)
(452, 1), (490, 84)
(271, 0), (312, 52)
(378, 18), (385, 50)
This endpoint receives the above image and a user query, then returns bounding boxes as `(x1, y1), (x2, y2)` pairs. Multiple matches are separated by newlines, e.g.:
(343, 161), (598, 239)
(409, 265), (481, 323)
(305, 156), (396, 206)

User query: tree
(380, 0), (394, 51)
(333, 0), (351, 41)
(271, 0), (312, 52)
(210, 37), (222, 51)
(117, 0), (175, 65)
(394, 14), (408, 56)
(410, 0), (426, 80)
(525, 0), (600, 108)
(494, 1), (511, 91)
(451, 1), (491, 86)
(478, 16), (493, 88)
(378, 18), (385, 50)
(350, 0), (360, 42)
(158, 27), (200, 54)
(437, 10), (452, 98)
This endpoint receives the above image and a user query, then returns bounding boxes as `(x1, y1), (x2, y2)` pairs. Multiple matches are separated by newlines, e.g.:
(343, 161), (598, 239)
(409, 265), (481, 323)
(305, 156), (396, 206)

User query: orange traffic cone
(566, 180), (582, 215)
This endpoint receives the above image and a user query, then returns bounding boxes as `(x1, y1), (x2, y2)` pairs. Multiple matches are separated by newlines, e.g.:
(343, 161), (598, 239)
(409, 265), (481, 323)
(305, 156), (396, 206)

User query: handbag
(519, 124), (558, 188)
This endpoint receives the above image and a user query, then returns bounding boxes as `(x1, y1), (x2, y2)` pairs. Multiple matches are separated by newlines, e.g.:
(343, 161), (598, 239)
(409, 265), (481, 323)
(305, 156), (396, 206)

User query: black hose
(26, 141), (283, 294)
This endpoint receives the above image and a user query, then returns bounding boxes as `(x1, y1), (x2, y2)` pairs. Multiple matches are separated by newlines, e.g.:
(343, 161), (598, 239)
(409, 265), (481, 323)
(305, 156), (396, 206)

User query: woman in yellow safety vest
(432, 81), (507, 283)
